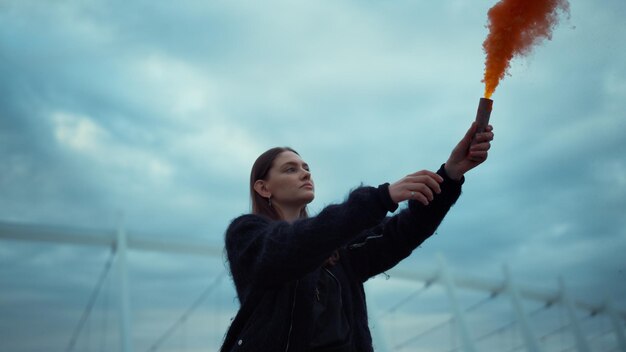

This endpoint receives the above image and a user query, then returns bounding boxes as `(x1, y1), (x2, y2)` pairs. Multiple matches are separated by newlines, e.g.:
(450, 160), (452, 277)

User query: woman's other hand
(444, 122), (494, 180)
(389, 170), (443, 205)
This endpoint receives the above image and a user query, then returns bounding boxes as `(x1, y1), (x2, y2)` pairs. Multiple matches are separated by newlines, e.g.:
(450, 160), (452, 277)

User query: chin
(303, 193), (315, 203)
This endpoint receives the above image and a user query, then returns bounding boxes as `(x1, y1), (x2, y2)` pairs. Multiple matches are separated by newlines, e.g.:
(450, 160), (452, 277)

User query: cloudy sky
(1, 0), (625, 351)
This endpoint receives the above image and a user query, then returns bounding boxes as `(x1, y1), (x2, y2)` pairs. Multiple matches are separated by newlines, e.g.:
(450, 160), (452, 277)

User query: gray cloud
(1, 0), (625, 350)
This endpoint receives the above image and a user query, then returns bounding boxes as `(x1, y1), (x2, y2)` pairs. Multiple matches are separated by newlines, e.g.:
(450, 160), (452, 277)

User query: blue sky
(1, 0), (625, 351)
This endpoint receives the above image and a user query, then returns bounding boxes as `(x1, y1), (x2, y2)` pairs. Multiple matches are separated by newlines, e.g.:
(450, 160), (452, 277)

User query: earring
(268, 195), (272, 208)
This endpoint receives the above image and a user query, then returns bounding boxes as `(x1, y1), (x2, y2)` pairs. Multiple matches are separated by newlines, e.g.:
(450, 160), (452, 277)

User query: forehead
(273, 151), (306, 167)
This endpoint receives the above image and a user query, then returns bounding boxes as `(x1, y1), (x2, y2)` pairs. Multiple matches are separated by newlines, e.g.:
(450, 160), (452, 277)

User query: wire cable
(394, 293), (498, 350)
(441, 295), (518, 352)
(550, 314), (602, 352)
(474, 304), (549, 348)
(540, 312), (596, 344)
(587, 326), (615, 343)
(145, 270), (227, 352)
(378, 283), (430, 319)
(492, 305), (560, 352)
(394, 317), (454, 350)
(465, 294), (497, 313)
(66, 247), (116, 352)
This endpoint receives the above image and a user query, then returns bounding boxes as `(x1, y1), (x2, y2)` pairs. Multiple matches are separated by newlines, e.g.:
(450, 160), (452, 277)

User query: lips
(301, 183), (314, 189)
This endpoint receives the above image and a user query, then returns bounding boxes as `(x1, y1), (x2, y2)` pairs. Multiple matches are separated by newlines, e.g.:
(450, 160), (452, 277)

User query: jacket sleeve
(225, 184), (398, 294)
(344, 164), (464, 282)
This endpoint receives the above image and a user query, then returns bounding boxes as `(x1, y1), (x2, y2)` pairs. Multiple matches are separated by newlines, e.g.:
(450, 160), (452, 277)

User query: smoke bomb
(475, 98), (493, 135)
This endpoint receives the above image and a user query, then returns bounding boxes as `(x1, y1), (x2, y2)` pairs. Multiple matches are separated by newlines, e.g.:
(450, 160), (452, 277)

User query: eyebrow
(281, 161), (309, 169)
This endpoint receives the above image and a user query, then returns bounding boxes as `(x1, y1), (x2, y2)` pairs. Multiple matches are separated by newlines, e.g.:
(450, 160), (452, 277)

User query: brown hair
(250, 147), (309, 221)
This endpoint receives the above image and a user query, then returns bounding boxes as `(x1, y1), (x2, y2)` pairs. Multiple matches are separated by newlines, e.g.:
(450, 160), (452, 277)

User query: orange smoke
(482, 0), (570, 98)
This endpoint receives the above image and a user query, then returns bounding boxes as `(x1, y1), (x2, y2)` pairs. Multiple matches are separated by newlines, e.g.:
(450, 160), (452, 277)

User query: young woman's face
(265, 151), (315, 207)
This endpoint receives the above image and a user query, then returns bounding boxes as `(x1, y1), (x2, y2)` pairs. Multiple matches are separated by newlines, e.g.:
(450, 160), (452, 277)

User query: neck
(274, 204), (305, 222)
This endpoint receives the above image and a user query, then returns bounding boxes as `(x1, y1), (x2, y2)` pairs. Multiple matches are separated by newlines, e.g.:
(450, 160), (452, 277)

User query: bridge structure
(1, 221), (625, 352)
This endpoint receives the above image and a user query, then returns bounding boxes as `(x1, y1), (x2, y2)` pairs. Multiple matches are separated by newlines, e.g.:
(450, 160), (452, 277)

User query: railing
(1, 221), (625, 352)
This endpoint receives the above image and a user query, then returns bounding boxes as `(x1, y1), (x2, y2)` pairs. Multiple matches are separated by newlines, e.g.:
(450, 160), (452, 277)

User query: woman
(221, 122), (494, 352)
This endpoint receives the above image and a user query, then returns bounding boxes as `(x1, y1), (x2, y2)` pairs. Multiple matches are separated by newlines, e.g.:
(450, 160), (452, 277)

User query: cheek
(267, 176), (295, 194)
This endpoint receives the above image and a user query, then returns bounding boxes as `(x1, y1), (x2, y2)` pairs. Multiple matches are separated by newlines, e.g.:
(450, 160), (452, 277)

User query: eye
(285, 167), (296, 173)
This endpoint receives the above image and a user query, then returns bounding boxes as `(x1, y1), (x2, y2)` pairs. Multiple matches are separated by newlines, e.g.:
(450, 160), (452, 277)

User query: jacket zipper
(348, 234), (383, 249)
(324, 267), (342, 300)
(284, 280), (299, 352)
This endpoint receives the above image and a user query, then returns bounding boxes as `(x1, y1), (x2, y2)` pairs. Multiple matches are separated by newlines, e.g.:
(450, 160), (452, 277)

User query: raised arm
(225, 184), (398, 295)
(344, 165), (463, 281)
(345, 122), (494, 281)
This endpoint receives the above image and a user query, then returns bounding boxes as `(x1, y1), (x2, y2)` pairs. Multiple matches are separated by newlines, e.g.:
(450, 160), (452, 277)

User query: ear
(253, 180), (272, 199)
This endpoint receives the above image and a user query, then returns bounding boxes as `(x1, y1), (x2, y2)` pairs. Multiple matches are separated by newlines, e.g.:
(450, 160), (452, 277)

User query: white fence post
(366, 285), (390, 352)
(606, 298), (626, 351)
(438, 254), (477, 352)
(503, 265), (544, 352)
(559, 278), (591, 352)
(116, 220), (133, 352)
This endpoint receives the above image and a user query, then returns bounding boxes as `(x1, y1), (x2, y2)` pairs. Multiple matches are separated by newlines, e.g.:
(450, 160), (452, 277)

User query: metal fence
(1, 221), (624, 352)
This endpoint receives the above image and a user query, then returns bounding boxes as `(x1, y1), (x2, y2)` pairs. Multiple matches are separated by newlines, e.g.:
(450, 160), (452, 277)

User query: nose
(301, 169), (311, 180)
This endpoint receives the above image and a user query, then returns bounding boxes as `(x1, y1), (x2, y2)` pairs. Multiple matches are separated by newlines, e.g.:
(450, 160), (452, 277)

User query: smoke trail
(482, 0), (570, 98)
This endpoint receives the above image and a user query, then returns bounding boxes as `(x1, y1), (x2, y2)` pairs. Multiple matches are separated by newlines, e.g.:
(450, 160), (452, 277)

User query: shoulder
(229, 213), (268, 228)
(226, 214), (269, 236)
(225, 213), (279, 246)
